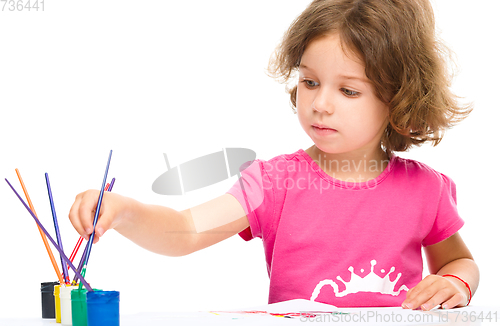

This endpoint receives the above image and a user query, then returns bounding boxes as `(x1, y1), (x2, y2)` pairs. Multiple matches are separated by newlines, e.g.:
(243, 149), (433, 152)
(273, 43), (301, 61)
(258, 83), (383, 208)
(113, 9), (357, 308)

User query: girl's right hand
(68, 189), (131, 244)
(69, 191), (249, 256)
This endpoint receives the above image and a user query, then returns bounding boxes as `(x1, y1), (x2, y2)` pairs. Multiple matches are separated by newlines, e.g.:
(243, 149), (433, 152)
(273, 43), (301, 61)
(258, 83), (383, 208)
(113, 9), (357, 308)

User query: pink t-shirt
(226, 149), (464, 307)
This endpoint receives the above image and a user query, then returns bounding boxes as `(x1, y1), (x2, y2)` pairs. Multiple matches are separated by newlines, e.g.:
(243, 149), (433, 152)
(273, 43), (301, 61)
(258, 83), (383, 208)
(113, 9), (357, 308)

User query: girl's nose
(312, 90), (334, 114)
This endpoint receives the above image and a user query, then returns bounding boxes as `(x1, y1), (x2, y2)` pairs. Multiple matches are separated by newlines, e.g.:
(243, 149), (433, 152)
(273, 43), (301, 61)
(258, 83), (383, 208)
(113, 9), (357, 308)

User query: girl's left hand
(402, 275), (468, 310)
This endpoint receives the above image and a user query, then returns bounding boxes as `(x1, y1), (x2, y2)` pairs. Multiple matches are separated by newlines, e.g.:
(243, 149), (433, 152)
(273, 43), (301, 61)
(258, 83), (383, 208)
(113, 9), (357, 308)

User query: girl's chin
(310, 142), (342, 155)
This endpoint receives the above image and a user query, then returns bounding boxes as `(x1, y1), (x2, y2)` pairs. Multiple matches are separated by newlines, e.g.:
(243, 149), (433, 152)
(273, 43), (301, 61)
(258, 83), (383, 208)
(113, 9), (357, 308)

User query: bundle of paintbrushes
(5, 150), (120, 326)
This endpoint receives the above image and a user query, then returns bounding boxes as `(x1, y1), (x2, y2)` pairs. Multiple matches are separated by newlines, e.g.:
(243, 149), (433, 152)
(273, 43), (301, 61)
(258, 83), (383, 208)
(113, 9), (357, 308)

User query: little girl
(69, 0), (479, 310)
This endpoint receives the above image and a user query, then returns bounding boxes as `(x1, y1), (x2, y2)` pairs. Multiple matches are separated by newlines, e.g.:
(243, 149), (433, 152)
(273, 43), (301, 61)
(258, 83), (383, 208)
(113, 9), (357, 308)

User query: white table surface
(0, 299), (498, 326)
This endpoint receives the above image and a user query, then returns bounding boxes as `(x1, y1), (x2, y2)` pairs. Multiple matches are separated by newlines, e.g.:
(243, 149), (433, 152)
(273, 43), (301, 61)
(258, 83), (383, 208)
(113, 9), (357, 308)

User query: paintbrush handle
(73, 240), (90, 284)
(69, 236), (84, 265)
(6, 178), (93, 291)
(45, 173), (70, 283)
(15, 169), (65, 285)
(82, 150), (112, 269)
(108, 178), (115, 191)
(72, 181), (114, 283)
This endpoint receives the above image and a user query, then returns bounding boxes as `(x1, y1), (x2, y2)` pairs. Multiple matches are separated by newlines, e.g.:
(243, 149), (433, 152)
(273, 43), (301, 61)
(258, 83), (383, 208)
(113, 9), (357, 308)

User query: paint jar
(60, 285), (78, 325)
(71, 289), (87, 326)
(71, 288), (101, 326)
(41, 281), (59, 319)
(54, 284), (62, 323)
(87, 291), (120, 326)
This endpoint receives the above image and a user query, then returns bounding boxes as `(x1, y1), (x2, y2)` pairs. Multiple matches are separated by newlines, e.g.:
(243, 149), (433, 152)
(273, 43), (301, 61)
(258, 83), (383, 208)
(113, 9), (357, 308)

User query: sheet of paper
(244, 298), (339, 313)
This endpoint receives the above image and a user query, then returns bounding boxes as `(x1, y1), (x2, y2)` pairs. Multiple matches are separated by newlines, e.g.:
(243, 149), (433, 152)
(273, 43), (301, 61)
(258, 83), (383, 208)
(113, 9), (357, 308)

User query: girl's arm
(68, 190), (249, 257)
(402, 232), (479, 310)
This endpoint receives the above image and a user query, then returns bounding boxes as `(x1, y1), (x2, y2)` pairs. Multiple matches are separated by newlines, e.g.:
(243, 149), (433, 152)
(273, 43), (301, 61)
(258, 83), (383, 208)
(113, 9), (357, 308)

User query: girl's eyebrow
(338, 74), (370, 83)
(299, 64), (369, 83)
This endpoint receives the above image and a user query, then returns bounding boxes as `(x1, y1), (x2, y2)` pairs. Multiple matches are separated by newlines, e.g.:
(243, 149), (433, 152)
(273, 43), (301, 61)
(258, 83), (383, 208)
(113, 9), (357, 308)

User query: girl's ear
(384, 102), (391, 118)
(380, 102), (390, 120)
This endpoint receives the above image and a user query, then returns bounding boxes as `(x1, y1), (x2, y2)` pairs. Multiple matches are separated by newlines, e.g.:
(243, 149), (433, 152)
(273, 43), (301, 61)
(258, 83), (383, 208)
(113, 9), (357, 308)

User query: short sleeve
(226, 159), (275, 241)
(422, 174), (465, 247)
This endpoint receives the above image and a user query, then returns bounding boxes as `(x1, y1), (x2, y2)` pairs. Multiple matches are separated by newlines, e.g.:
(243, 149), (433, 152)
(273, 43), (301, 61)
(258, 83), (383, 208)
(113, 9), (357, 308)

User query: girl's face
(296, 33), (389, 157)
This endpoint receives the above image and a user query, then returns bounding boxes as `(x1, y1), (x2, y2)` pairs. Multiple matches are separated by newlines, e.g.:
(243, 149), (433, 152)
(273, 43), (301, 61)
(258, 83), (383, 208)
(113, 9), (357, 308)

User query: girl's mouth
(312, 125), (337, 136)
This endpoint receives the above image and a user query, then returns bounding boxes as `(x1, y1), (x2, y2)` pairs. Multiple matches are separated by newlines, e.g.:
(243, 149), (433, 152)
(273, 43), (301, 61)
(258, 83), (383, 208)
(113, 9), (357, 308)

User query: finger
(411, 284), (442, 310)
(420, 288), (452, 311)
(403, 276), (440, 309)
(442, 292), (467, 309)
(69, 196), (86, 238)
(406, 277), (430, 300)
(95, 216), (110, 238)
(78, 190), (99, 238)
(93, 193), (114, 238)
(402, 288), (414, 309)
(403, 278), (442, 310)
(405, 286), (417, 299)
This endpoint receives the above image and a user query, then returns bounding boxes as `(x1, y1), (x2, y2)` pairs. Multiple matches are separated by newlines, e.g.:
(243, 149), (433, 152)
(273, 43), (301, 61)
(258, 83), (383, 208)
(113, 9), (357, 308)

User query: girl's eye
(341, 88), (359, 97)
(302, 79), (319, 88)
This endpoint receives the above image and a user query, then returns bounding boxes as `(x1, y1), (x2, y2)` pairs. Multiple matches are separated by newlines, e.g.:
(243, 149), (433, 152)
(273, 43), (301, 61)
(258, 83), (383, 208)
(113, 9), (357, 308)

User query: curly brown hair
(268, 0), (472, 153)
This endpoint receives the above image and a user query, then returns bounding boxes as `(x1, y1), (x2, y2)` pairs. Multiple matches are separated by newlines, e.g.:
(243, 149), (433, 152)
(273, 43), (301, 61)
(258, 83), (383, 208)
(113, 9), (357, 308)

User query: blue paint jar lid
(87, 290), (120, 304)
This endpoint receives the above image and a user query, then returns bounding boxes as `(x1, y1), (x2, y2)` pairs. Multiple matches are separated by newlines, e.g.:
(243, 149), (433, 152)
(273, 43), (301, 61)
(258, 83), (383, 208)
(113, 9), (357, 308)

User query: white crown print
(310, 260), (409, 301)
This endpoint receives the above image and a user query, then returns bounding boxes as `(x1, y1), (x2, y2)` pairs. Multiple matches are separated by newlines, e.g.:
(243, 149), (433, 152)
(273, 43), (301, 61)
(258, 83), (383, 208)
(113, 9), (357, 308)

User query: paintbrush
(5, 178), (92, 291)
(79, 150), (112, 290)
(45, 173), (70, 283)
(15, 169), (65, 285)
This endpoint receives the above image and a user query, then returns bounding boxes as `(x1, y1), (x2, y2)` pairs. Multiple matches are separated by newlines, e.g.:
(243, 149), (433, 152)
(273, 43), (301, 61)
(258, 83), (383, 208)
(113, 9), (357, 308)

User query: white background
(0, 0), (499, 318)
